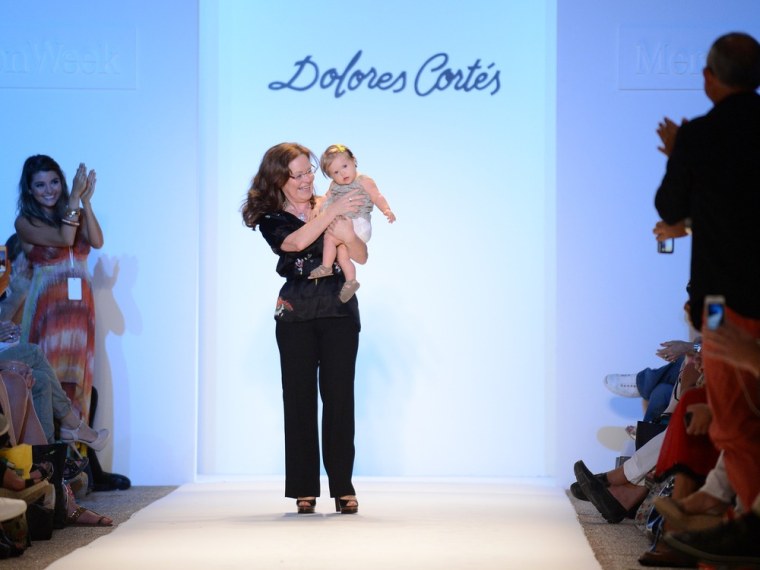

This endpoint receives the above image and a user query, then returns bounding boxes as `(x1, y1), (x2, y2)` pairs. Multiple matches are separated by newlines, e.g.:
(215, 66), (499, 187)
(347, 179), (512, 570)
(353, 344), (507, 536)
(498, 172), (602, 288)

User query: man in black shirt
(654, 32), (760, 566)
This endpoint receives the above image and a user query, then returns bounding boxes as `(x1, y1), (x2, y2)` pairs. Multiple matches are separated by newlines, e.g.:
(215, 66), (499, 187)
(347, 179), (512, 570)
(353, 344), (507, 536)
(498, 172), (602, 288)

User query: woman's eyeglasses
(289, 166), (317, 181)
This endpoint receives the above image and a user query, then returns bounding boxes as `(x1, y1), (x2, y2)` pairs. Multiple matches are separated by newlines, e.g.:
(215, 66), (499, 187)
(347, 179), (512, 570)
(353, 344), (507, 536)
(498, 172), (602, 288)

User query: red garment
(703, 307), (760, 510)
(655, 386), (720, 481)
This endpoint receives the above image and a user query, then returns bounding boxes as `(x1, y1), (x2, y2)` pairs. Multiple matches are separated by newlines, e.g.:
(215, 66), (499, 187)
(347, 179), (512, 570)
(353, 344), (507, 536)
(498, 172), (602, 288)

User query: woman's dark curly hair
(241, 142), (317, 230)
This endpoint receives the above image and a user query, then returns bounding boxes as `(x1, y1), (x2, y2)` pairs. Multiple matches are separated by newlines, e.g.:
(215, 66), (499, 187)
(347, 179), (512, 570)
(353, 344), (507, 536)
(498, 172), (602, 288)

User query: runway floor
(48, 478), (600, 569)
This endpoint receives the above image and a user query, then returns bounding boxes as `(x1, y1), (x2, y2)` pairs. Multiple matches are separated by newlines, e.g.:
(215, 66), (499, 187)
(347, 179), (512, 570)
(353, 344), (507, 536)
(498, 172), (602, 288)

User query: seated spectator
(663, 321), (760, 567)
(605, 337), (700, 424)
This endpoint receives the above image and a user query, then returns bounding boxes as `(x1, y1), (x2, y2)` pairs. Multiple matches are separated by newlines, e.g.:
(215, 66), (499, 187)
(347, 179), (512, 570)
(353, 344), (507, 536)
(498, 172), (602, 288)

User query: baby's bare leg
(336, 243), (356, 281)
(322, 233), (339, 268)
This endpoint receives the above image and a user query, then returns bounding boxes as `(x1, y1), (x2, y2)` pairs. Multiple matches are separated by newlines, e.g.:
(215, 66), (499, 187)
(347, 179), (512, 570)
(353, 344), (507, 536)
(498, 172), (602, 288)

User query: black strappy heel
(334, 496), (358, 514)
(296, 498), (316, 514)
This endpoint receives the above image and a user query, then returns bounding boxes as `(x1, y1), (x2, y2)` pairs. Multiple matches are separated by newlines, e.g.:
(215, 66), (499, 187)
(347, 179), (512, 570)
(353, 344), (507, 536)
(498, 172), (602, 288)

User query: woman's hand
(70, 163), (89, 205)
(685, 402), (712, 436)
(80, 169), (97, 205)
(324, 188), (363, 219)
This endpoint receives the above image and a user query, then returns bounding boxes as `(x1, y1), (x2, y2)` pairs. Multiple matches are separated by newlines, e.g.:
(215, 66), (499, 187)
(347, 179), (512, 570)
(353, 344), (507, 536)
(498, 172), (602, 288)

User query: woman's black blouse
(258, 211), (360, 328)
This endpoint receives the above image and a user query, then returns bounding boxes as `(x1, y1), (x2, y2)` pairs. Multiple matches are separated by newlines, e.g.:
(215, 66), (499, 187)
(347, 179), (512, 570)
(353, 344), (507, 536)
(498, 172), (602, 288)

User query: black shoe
(570, 472), (609, 501)
(93, 471), (131, 492)
(664, 511), (760, 566)
(573, 460), (628, 523)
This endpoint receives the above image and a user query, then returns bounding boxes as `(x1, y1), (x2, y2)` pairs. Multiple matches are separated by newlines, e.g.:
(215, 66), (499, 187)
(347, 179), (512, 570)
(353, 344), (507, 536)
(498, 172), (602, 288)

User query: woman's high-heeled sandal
(335, 496), (358, 514)
(308, 265), (333, 280)
(338, 280), (360, 303)
(296, 498), (316, 514)
(60, 418), (111, 452)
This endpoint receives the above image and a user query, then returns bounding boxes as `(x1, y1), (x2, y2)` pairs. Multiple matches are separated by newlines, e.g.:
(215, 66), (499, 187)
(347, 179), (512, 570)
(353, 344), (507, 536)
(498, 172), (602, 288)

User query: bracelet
(65, 208), (81, 219)
(61, 218), (80, 227)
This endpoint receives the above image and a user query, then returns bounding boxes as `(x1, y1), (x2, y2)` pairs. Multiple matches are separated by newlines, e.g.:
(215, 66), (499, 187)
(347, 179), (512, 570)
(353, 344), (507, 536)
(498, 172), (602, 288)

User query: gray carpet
(568, 490), (683, 570)
(7, 486), (177, 570)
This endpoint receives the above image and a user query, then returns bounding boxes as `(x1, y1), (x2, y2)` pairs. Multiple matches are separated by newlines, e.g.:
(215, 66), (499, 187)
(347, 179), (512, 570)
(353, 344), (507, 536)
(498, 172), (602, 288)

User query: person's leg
(637, 357), (682, 401)
(1, 343), (57, 442)
(335, 244), (356, 281)
(309, 235), (339, 279)
(316, 317), (359, 499)
(623, 429), (665, 484)
(276, 320), (321, 499)
(695, 452), (735, 508)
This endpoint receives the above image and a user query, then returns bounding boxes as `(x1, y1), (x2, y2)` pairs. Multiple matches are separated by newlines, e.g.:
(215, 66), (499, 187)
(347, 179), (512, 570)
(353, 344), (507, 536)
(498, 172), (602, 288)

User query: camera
(657, 238), (674, 254)
(705, 295), (726, 330)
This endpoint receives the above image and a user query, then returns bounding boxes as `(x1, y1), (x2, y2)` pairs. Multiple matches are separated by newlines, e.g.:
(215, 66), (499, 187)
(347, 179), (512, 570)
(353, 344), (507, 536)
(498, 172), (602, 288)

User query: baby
(309, 144), (395, 302)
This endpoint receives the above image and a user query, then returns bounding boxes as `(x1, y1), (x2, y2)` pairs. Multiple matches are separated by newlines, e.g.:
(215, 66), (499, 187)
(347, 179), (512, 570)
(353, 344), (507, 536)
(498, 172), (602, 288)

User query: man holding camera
(653, 32), (760, 566)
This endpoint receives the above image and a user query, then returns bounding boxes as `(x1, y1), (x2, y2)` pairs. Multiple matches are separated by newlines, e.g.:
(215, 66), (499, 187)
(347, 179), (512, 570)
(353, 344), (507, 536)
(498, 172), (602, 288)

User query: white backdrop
(197, 0), (555, 478)
(555, 1), (760, 483)
(2, 1), (759, 485)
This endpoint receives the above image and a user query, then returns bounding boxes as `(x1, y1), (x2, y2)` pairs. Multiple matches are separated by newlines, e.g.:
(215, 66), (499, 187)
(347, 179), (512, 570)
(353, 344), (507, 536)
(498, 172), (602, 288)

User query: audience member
(654, 30), (760, 557)
(663, 321), (760, 566)
(15, 156), (103, 434)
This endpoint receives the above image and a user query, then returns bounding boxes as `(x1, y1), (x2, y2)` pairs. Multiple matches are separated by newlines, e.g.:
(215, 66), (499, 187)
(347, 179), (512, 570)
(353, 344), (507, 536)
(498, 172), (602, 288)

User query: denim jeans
(637, 355), (683, 422)
(0, 342), (72, 443)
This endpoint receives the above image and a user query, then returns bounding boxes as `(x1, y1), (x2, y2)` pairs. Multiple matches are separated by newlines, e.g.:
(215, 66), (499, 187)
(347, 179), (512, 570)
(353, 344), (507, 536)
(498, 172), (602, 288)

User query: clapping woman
(14, 155), (104, 444)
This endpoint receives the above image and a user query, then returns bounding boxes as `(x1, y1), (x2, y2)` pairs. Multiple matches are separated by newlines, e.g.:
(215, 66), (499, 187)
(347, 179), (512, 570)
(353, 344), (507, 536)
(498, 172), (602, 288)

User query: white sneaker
(604, 374), (640, 397)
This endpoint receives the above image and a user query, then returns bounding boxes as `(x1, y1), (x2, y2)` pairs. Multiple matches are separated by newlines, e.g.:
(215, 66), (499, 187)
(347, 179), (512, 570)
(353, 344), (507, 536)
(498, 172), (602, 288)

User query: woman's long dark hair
(16, 155), (70, 227)
(241, 142), (316, 230)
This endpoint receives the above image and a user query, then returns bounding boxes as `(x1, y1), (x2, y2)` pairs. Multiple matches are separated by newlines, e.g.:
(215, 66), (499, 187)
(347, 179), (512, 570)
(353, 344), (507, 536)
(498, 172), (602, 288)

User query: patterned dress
(20, 233), (95, 423)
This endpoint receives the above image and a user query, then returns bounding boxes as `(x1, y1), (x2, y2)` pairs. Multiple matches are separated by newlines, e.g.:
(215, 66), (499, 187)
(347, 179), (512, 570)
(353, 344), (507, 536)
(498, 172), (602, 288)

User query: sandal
(335, 496), (358, 515)
(308, 265), (333, 279)
(60, 419), (111, 452)
(66, 505), (113, 527)
(339, 280), (360, 303)
(296, 497), (316, 514)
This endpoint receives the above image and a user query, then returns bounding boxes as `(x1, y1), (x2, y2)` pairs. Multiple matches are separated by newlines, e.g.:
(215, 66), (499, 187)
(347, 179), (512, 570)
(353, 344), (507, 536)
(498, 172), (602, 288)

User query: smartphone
(657, 238), (674, 254)
(684, 411), (693, 428)
(705, 295), (726, 330)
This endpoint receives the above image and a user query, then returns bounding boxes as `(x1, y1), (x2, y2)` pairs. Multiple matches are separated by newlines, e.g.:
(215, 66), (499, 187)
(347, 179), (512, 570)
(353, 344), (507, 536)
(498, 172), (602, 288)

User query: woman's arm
(361, 176), (395, 222)
(280, 189), (362, 252)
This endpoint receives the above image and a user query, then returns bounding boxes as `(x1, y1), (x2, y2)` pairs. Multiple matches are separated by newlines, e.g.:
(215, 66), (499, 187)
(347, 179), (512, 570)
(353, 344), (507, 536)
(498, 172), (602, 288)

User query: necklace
(285, 201), (310, 222)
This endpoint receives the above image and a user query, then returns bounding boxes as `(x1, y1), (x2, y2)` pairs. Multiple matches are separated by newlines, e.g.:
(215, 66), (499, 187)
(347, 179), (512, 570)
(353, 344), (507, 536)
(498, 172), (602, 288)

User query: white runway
(48, 478), (600, 569)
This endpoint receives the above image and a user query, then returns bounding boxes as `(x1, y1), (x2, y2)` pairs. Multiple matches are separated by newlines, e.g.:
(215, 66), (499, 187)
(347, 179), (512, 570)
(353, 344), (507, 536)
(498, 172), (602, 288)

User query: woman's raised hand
(80, 169), (97, 205)
(326, 188), (363, 219)
(70, 163), (89, 204)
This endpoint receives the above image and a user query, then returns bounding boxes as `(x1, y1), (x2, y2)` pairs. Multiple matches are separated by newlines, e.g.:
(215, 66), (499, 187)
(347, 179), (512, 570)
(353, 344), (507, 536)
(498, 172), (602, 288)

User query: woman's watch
(693, 342), (701, 354)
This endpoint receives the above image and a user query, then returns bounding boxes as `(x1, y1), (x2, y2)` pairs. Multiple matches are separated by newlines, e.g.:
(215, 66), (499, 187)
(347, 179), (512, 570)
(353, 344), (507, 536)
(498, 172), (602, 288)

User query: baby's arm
(360, 176), (396, 223)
